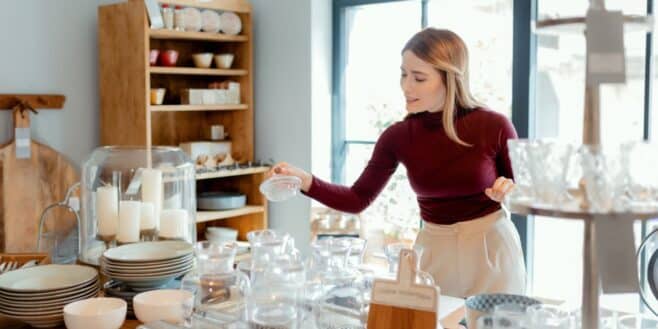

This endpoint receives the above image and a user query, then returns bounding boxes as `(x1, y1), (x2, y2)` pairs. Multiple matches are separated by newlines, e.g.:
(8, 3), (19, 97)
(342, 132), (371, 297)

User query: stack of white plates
(101, 241), (194, 290)
(0, 264), (99, 328)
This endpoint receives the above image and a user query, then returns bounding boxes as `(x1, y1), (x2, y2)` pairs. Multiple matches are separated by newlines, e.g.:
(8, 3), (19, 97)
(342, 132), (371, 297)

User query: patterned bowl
(465, 293), (541, 329)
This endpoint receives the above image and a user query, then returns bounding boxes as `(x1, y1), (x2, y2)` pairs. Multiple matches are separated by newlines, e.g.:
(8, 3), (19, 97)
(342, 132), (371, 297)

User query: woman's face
(400, 50), (446, 114)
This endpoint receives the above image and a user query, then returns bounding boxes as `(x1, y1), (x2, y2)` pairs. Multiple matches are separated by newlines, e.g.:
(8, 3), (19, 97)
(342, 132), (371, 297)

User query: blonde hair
(402, 28), (482, 146)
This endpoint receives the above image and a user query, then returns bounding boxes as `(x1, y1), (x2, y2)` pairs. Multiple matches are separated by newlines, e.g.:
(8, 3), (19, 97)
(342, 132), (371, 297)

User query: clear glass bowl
(79, 146), (196, 265)
(259, 175), (302, 202)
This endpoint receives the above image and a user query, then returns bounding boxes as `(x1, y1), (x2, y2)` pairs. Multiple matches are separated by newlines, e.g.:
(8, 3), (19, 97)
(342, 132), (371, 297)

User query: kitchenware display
(101, 241), (194, 290)
(133, 289), (194, 324)
(149, 50), (160, 66)
(0, 98), (78, 253)
(0, 264), (99, 328)
(192, 53), (213, 68)
(219, 11), (242, 35)
(259, 175), (302, 202)
(63, 297), (127, 329)
(150, 88), (166, 105)
(180, 241), (249, 324)
(197, 192), (246, 210)
(201, 9), (221, 33)
(79, 146), (196, 266)
(214, 53), (234, 69)
(205, 227), (238, 243)
(159, 50), (179, 66)
(182, 7), (202, 32)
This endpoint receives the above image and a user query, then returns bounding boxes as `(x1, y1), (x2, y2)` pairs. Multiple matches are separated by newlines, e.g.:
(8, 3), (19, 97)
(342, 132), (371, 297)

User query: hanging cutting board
(0, 110), (78, 252)
(367, 248), (441, 329)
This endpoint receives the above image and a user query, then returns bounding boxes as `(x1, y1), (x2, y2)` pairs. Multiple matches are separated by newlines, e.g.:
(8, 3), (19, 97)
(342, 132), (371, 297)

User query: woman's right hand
(268, 162), (313, 192)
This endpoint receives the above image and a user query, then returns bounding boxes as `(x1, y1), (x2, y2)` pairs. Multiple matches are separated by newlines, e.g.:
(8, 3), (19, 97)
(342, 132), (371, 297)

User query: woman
(270, 28), (525, 298)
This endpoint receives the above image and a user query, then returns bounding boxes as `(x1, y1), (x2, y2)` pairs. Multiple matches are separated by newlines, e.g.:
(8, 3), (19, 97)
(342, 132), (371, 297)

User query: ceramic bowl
(465, 293), (541, 329)
(192, 53), (213, 68)
(133, 289), (193, 324)
(64, 297), (126, 329)
(214, 53), (234, 69)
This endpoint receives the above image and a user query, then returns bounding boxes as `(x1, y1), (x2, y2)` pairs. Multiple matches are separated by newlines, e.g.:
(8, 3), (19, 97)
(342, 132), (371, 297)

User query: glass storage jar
(79, 146), (196, 265)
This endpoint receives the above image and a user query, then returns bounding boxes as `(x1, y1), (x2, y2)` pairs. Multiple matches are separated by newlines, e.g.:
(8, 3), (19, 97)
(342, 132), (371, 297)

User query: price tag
(15, 127), (30, 159)
(586, 9), (626, 85)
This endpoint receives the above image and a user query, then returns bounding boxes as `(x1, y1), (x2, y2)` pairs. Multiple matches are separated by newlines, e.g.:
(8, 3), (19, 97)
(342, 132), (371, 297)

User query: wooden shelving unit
(149, 104), (248, 112)
(149, 67), (248, 76)
(99, 0), (266, 241)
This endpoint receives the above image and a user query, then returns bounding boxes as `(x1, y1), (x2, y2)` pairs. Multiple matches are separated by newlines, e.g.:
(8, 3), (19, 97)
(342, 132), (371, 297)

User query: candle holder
(80, 146), (197, 266)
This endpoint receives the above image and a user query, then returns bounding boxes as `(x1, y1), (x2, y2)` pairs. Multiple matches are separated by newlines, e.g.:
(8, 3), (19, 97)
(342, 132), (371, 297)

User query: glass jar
(306, 238), (368, 329)
(79, 146), (196, 265)
(238, 229), (296, 282)
(181, 241), (250, 323)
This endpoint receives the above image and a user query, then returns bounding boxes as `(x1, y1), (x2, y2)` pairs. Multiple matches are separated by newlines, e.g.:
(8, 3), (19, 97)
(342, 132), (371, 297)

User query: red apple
(159, 50), (179, 67)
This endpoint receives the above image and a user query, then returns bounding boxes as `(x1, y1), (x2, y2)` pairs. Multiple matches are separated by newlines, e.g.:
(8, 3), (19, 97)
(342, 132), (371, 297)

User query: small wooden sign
(367, 249), (441, 329)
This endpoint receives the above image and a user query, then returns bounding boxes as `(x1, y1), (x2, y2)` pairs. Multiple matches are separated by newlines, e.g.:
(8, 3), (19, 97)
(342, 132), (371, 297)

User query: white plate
(219, 11), (242, 35)
(0, 291), (97, 316)
(183, 7), (202, 32)
(0, 265), (97, 292)
(103, 241), (193, 262)
(0, 278), (97, 299)
(103, 263), (192, 278)
(0, 283), (98, 306)
(102, 258), (193, 272)
(201, 9), (221, 33)
(102, 253), (193, 268)
(103, 260), (193, 276)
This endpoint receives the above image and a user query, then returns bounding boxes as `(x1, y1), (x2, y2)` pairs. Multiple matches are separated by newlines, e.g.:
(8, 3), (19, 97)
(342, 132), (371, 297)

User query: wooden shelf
(196, 166), (269, 180)
(150, 29), (248, 42)
(158, 0), (251, 13)
(150, 104), (248, 112)
(150, 67), (248, 76)
(197, 206), (265, 223)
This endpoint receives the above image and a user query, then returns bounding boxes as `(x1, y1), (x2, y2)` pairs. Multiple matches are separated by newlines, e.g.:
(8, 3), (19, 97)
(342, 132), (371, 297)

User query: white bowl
(64, 297), (126, 329)
(214, 53), (234, 69)
(465, 293), (541, 329)
(205, 227), (238, 242)
(192, 53), (213, 68)
(133, 289), (193, 324)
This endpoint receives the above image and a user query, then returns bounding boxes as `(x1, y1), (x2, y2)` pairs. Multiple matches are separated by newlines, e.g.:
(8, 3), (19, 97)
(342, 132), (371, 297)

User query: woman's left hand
(485, 176), (515, 203)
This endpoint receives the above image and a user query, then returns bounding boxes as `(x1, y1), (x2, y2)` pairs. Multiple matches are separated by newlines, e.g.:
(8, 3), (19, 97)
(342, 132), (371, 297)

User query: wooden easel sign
(367, 249), (441, 329)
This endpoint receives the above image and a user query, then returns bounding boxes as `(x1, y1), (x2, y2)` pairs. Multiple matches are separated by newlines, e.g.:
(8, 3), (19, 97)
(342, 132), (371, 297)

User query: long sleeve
(495, 116), (518, 180)
(304, 126), (400, 213)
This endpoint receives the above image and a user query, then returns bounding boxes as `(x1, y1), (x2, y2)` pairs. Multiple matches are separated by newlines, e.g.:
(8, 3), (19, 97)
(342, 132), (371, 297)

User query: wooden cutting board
(367, 249), (441, 329)
(0, 111), (78, 252)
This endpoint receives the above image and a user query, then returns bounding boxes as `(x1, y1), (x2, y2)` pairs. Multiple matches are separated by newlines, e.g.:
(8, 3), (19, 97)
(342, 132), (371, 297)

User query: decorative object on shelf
(214, 53), (234, 69)
(174, 5), (185, 31)
(159, 49), (178, 66)
(192, 52), (213, 68)
(149, 88), (166, 105)
(182, 7), (202, 32)
(143, 0), (164, 29)
(149, 49), (159, 66)
(161, 4), (174, 30)
(219, 11), (242, 35)
(79, 146), (196, 266)
(201, 9), (221, 33)
(211, 124), (228, 141)
(197, 192), (247, 211)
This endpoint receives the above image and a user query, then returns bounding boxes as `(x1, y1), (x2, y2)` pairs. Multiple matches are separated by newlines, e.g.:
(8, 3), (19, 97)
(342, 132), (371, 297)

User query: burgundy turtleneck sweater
(305, 108), (518, 225)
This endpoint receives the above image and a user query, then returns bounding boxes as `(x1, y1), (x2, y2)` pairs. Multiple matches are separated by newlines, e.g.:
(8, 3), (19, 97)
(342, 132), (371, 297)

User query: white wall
(0, 0), (332, 255)
(251, 0), (332, 255)
(0, 0), (121, 167)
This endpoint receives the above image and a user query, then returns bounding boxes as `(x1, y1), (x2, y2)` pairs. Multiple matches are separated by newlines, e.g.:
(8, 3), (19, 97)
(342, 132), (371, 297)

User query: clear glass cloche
(79, 146), (196, 265)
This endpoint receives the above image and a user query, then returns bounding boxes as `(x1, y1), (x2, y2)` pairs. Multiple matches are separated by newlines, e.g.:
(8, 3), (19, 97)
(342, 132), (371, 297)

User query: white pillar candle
(117, 201), (141, 243)
(140, 202), (156, 230)
(141, 169), (163, 229)
(160, 209), (188, 239)
(96, 186), (119, 237)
